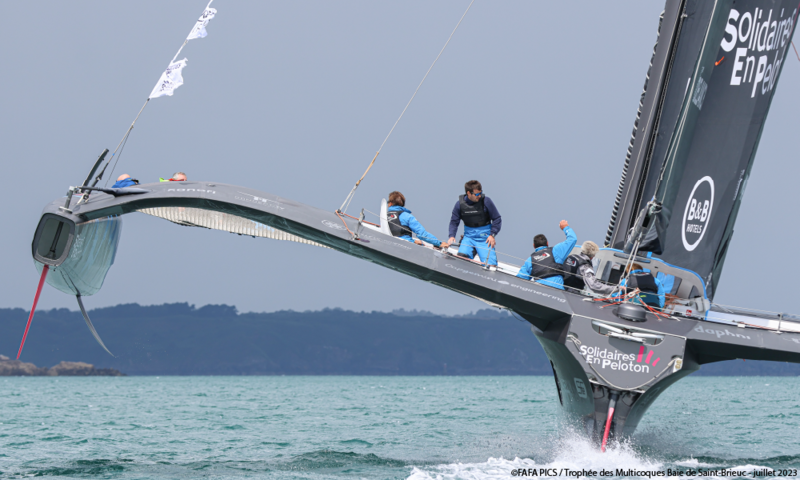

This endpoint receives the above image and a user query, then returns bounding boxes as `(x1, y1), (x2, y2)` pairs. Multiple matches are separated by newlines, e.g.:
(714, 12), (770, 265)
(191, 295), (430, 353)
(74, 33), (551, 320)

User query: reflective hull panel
(35, 216), (122, 297)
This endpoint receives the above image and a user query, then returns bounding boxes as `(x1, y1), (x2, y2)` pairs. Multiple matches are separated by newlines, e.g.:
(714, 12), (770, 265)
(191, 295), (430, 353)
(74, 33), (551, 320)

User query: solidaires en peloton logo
(579, 344), (660, 373)
(682, 176), (714, 252)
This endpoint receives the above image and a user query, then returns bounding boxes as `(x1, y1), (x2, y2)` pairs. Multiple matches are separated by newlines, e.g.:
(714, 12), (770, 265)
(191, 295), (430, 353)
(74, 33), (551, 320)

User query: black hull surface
(33, 182), (800, 439)
(532, 316), (699, 441)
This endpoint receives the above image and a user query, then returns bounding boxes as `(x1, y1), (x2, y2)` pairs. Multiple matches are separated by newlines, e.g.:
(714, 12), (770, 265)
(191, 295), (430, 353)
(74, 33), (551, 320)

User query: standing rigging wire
(793, 42), (800, 62)
(103, 99), (150, 188)
(337, 0), (476, 215)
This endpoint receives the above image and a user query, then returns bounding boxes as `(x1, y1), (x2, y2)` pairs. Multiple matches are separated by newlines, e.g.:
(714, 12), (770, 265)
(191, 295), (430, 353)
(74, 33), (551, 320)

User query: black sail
(607, 0), (798, 300)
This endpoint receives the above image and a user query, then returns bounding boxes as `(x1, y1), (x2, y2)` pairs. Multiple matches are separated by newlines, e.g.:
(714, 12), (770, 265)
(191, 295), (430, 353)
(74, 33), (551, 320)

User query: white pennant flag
(149, 58), (188, 99)
(187, 7), (217, 40)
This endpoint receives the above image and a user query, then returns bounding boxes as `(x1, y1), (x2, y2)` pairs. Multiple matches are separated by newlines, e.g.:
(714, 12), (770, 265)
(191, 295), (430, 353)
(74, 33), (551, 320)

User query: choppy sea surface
(1, 376), (799, 479)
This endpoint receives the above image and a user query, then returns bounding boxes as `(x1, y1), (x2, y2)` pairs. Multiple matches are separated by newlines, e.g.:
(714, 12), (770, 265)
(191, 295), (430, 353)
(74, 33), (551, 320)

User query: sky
(1, 1), (798, 316)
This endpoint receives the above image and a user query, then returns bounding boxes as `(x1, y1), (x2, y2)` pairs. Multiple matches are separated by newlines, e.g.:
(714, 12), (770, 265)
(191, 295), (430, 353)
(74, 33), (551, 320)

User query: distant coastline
(1, 304), (798, 376)
(0, 355), (125, 376)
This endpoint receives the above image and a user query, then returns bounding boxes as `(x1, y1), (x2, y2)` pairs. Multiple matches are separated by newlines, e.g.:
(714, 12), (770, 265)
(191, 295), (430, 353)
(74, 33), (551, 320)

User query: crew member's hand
(440, 242), (450, 249)
(559, 220), (569, 230)
(486, 235), (496, 248)
(414, 239), (424, 246)
(448, 237), (456, 244)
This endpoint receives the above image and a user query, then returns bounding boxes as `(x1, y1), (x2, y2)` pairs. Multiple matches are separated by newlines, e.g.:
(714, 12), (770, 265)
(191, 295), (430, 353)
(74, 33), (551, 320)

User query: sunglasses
(470, 191), (483, 197)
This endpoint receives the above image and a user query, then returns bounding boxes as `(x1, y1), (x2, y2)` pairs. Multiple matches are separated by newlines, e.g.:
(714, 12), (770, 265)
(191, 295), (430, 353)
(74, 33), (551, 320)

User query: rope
(334, 210), (358, 239)
(337, 0), (476, 214)
(567, 334), (677, 392)
(340, 212), (380, 228)
(104, 99), (148, 187)
(793, 41), (800, 62)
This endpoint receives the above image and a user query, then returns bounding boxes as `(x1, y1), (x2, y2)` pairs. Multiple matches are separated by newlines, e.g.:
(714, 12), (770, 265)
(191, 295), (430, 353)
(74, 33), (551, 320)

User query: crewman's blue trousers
(457, 226), (497, 266)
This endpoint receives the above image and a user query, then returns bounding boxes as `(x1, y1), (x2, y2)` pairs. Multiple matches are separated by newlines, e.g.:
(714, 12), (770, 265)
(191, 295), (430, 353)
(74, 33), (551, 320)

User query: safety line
(337, 0), (476, 214)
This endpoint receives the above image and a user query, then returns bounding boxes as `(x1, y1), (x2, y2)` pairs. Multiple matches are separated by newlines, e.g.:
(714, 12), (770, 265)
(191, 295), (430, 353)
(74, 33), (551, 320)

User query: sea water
(1, 376), (798, 479)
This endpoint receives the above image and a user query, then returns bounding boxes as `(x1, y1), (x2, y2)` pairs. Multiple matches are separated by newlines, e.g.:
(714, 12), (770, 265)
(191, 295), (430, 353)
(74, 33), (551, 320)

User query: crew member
(160, 172), (187, 182)
(112, 174), (139, 188)
(562, 241), (616, 295)
(447, 180), (501, 266)
(619, 263), (665, 308)
(516, 220), (577, 289)
(387, 191), (448, 248)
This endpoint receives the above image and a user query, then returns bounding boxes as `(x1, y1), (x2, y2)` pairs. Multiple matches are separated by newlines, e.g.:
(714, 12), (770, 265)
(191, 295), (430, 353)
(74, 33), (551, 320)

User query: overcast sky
(1, 1), (798, 315)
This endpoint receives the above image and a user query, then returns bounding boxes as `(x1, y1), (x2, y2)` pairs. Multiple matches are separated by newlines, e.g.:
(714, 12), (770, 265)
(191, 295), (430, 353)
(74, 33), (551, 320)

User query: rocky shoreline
(0, 355), (125, 376)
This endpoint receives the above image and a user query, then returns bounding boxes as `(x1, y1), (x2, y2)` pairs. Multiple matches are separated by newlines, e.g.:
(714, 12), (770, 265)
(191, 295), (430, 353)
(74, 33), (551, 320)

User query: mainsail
(607, 0), (798, 299)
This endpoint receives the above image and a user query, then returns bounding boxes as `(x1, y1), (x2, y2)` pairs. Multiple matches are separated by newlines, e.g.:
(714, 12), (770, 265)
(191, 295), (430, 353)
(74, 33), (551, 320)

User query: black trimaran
(22, 0), (800, 450)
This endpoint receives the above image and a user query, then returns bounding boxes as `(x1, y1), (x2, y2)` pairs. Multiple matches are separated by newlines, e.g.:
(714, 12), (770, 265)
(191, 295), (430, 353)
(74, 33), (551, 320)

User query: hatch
(31, 214), (76, 267)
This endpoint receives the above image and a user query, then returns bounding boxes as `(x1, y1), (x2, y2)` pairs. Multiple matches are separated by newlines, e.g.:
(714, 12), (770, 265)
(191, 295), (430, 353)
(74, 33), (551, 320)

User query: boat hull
(31, 181), (800, 439)
(533, 313), (699, 441)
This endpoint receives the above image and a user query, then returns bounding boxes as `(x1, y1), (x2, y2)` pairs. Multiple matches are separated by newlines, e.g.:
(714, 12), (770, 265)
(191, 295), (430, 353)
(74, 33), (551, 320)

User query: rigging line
(337, 0), (476, 214)
(104, 99), (149, 187)
(793, 41), (800, 62)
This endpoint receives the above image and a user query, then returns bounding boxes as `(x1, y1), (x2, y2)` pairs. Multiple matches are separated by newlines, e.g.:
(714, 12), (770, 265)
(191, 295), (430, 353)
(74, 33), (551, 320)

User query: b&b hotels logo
(682, 176), (714, 252)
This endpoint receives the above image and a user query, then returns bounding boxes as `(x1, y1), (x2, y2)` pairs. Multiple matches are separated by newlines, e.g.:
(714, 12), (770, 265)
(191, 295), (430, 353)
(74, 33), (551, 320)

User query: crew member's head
(581, 241), (600, 259)
(116, 173), (139, 184)
(172, 172), (187, 182)
(626, 263), (645, 274)
(533, 234), (548, 249)
(387, 191), (405, 207)
(464, 180), (483, 202)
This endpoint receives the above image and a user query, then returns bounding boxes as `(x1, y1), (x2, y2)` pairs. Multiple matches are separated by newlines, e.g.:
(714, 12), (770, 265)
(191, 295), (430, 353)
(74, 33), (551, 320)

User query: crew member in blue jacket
(112, 174), (139, 188)
(387, 191), (448, 248)
(447, 180), (502, 266)
(617, 263), (666, 308)
(516, 220), (577, 290)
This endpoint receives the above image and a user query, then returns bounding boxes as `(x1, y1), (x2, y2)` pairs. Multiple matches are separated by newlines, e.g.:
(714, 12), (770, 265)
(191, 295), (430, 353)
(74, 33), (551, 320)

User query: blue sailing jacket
(388, 206), (442, 247)
(112, 178), (137, 188)
(516, 226), (577, 289)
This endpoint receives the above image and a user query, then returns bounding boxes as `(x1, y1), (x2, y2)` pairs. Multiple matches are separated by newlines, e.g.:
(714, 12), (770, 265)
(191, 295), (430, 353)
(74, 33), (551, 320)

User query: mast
(606, 0), (686, 248)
